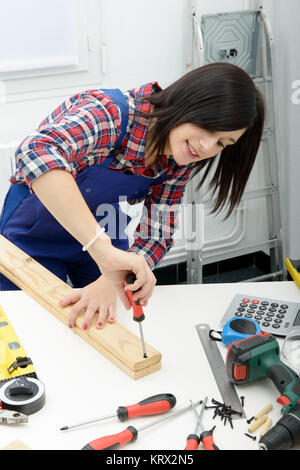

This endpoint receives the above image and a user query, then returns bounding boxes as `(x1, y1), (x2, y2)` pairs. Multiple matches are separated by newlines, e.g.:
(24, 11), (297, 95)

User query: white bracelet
(82, 226), (105, 251)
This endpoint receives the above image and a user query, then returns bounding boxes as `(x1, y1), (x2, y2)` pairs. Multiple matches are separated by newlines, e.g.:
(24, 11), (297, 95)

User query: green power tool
(226, 332), (300, 450)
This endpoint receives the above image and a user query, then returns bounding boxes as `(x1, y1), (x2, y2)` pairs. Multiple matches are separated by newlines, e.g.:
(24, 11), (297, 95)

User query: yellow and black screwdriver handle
(286, 257), (300, 289)
(0, 304), (37, 385)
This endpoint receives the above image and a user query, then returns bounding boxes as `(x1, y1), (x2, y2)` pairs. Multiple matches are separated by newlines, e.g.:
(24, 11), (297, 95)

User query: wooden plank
(0, 235), (161, 378)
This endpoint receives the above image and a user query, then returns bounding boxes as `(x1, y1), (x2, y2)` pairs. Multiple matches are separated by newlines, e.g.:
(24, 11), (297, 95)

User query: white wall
(260, 0), (300, 260)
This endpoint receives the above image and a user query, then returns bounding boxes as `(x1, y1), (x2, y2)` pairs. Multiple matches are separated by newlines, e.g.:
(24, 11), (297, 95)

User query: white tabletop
(1, 281), (300, 451)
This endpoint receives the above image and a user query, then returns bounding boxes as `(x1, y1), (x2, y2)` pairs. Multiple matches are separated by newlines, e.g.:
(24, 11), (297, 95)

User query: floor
(153, 251), (272, 285)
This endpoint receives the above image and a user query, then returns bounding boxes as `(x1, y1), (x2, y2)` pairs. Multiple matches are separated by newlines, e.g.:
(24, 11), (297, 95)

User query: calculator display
(292, 309), (300, 326)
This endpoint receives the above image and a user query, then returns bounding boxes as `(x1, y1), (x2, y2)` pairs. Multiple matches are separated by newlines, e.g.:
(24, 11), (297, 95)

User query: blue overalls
(0, 89), (167, 290)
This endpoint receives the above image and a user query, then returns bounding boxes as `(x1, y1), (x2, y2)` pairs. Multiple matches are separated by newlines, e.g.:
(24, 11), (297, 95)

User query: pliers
(0, 409), (28, 424)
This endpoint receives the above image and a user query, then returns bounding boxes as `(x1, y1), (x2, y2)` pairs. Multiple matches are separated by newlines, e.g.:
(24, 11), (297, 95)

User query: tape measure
(209, 317), (261, 347)
(0, 304), (45, 414)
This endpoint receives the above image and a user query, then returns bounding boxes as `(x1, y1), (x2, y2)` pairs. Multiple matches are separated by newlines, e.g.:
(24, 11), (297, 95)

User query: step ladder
(186, 7), (287, 284)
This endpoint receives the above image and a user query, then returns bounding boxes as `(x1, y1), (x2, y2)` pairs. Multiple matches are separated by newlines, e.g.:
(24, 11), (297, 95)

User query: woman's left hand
(58, 275), (117, 330)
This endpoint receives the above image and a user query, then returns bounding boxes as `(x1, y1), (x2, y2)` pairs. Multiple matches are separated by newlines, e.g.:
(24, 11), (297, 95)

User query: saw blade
(195, 323), (246, 419)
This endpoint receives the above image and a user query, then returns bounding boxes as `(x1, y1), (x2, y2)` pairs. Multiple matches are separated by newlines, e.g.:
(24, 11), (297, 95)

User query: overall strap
(99, 88), (129, 169)
(101, 88), (129, 146)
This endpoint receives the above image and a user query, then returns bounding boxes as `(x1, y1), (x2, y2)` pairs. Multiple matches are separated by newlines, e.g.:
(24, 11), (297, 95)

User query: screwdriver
(125, 272), (147, 358)
(192, 397), (219, 450)
(82, 399), (202, 450)
(184, 397), (208, 450)
(60, 393), (176, 431)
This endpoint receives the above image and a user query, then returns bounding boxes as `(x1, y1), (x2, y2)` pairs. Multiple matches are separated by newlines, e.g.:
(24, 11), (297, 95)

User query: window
(0, 0), (102, 98)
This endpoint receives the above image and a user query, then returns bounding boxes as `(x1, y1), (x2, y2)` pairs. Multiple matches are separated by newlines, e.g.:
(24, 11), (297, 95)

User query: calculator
(220, 293), (300, 337)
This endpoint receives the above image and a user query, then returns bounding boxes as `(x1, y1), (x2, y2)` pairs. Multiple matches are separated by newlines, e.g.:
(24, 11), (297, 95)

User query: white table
(0, 281), (299, 451)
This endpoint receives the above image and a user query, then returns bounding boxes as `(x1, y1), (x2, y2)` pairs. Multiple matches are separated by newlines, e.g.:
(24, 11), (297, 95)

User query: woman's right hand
(89, 239), (156, 309)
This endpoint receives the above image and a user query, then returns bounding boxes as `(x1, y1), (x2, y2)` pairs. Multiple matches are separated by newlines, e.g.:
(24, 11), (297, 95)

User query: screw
(244, 433), (256, 441)
(240, 396), (245, 407)
(247, 416), (255, 424)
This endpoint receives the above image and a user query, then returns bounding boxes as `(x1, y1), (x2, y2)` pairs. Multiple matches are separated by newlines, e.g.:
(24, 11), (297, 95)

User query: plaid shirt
(10, 82), (194, 269)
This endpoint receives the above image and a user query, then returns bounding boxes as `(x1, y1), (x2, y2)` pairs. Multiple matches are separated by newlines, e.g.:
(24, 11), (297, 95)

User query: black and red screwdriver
(185, 397), (208, 450)
(60, 393), (176, 431)
(125, 272), (147, 358)
(190, 397), (219, 450)
(82, 399), (202, 450)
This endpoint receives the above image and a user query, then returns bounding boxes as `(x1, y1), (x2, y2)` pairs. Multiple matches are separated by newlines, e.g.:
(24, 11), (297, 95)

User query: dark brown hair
(140, 62), (265, 218)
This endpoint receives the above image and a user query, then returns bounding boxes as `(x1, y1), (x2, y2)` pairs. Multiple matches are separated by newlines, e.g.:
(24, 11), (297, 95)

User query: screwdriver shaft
(138, 400), (202, 433)
(192, 396), (208, 434)
(139, 323), (147, 358)
(60, 412), (116, 431)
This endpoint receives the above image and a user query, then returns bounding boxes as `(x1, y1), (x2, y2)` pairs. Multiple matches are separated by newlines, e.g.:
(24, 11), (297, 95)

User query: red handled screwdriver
(82, 399), (202, 450)
(60, 393), (176, 431)
(125, 272), (147, 358)
(185, 397), (208, 450)
(192, 397), (219, 450)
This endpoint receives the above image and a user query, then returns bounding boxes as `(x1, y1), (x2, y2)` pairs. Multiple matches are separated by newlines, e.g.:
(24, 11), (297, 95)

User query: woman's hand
(58, 275), (118, 330)
(89, 241), (157, 309)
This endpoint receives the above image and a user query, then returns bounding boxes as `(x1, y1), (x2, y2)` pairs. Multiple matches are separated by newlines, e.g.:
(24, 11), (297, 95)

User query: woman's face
(165, 124), (247, 166)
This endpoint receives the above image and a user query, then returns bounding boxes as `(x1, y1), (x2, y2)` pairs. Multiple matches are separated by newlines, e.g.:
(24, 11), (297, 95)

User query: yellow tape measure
(0, 305), (45, 414)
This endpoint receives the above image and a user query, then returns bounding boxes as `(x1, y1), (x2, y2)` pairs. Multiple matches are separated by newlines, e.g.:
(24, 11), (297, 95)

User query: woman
(0, 62), (265, 330)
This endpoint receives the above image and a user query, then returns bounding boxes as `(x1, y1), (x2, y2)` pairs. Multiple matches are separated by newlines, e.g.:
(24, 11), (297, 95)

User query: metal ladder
(186, 7), (287, 284)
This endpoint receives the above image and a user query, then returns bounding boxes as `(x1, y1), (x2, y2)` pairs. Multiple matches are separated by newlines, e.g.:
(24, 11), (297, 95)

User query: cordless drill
(226, 332), (300, 450)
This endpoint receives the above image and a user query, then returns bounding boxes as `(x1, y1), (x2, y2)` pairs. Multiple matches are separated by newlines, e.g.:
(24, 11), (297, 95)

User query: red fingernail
(68, 324), (73, 329)
(97, 321), (103, 326)
(82, 323), (88, 330)
(109, 318), (114, 323)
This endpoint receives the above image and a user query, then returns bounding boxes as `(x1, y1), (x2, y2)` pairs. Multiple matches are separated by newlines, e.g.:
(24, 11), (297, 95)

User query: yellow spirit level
(0, 304), (36, 384)
(0, 304), (45, 414)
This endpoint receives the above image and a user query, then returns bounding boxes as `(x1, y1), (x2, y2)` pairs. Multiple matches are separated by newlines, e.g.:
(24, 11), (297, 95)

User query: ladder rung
(201, 238), (279, 265)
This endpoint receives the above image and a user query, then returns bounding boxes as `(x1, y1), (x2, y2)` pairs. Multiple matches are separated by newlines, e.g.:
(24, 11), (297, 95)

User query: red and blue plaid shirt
(10, 82), (194, 269)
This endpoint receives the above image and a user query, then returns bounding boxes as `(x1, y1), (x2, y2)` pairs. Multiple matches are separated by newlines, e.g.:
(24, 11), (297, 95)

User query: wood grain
(0, 235), (161, 378)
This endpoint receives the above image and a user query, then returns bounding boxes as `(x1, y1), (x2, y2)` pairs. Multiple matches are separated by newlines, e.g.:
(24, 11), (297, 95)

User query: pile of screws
(205, 398), (243, 429)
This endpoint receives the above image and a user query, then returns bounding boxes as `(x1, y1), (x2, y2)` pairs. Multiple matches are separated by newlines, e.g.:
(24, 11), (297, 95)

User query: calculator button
(261, 301), (269, 306)
(265, 317), (273, 323)
(266, 312), (274, 317)
(252, 300), (260, 304)
(278, 309), (286, 314)
(268, 307), (277, 312)
(272, 324), (280, 329)
(274, 319), (282, 324)
(250, 304), (257, 309)
(280, 305), (288, 309)
(245, 314), (253, 318)
(240, 303), (248, 307)
(255, 315), (263, 321)
(242, 298), (250, 303)
(247, 309), (255, 314)
(276, 314), (285, 319)
(262, 322), (270, 327)
(271, 303), (279, 308)
(259, 306), (267, 311)
(237, 307), (245, 312)
(235, 312), (243, 317)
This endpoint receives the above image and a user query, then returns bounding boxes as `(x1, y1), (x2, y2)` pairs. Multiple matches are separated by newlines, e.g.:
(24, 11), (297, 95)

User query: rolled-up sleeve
(11, 91), (122, 191)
